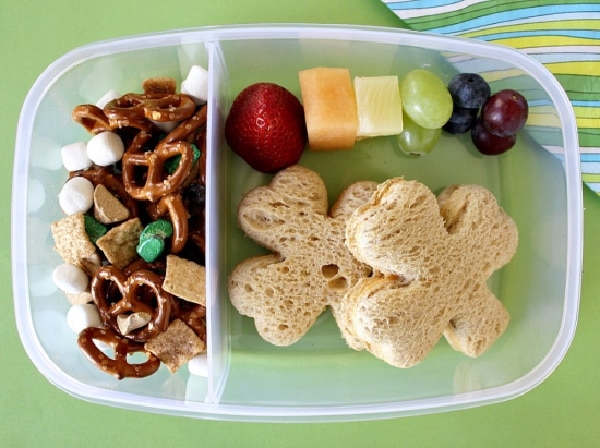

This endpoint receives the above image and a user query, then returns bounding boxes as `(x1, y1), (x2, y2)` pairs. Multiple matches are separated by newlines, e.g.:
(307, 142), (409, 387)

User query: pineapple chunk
(299, 68), (358, 150)
(354, 75), (403, 138)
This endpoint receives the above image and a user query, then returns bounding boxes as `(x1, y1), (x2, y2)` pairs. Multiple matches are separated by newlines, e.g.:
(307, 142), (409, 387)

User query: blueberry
(443, 107), (478, 134)
(447, 73), (491, 109)
(184, 182), (206, 216)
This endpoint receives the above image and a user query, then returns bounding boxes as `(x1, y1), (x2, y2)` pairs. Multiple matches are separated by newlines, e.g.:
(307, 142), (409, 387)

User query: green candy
(136, 237), (165, 263)
(136, 219), (173, 262)
(164, 144), (202, 174)
(84, 215), (108, 243)
(139, 219), (173, 241)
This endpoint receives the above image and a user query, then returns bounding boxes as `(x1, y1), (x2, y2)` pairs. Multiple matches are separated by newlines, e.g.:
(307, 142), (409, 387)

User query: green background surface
(2, 1), (598, 446)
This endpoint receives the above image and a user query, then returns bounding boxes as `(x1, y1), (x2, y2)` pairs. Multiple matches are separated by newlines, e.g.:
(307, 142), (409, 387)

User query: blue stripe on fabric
(585, 182), (600, 193)
(491, 11), (600, 26)
(385, 0), (461, 9)
(525, 99), (556, 107)
(426, 5), (600, 34)
(582, 162), (600, 173)
(572, 100), (600, 107)
(581, 154), (600, 162)
(534, 54), (600, 64)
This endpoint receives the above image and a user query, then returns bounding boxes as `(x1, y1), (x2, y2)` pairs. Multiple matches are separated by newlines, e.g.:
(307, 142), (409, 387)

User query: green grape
(396, 112), (441, 155)
(400, 69), (453, 129)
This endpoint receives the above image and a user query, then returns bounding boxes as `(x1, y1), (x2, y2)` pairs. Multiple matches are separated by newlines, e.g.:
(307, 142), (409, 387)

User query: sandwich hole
(321, 264), (339, 278)
(328, 277), (348, 290)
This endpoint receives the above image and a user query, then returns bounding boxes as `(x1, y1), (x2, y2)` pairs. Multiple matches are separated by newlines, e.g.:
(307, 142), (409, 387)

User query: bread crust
(344, 179), (517, 367)
(228, 166), (375, 346)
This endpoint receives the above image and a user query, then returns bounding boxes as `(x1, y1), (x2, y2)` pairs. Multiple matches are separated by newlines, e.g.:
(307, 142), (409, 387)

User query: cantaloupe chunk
(299, 68), (358, 150)
(354, 75), (403, 138)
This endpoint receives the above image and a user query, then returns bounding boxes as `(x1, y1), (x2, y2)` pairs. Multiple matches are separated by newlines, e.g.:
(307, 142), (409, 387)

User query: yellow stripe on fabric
(527, 112), (561, 127)
(524, 111), (598, 130)
(462, 20), (600, 39)
(574, 106), (600, 120)
(544, 61), (600, 77)
(487, 35), (599, 49)
(577, 117), (600, 129)
(482, 69), (529, 82)
(582, 173), (600, 183)
(466, 63), (600, 83)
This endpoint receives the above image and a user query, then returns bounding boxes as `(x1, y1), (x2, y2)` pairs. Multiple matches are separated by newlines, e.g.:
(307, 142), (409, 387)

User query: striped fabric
(382, 0), (600, 193)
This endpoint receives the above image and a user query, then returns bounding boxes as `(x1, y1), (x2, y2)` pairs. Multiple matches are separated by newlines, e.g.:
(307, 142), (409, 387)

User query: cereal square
(163, 254), (206, 305)
(145, 319), (205, 373)
(96, 217), (143, 269)
(51, 213), (100, 274)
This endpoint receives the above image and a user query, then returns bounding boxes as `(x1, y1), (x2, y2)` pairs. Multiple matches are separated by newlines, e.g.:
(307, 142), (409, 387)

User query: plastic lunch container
(12, 24), (582, 422)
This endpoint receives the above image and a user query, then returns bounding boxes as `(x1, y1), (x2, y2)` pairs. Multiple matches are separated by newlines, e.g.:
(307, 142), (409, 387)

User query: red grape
(481, 89), (528, 137)
(471, 119), (516, 155)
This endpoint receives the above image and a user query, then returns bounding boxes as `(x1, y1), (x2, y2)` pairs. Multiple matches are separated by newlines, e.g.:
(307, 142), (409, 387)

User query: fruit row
(225, 68), (528, 172)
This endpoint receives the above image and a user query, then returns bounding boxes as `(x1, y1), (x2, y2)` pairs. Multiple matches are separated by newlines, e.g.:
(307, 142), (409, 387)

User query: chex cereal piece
(142, 77), (177, 94)
(65, 290), (93, 305)
(96, 217), (143, 269)
(145, 319), (206, 373)
(162, 254), (206, 305)
(51, 213), (100, 274)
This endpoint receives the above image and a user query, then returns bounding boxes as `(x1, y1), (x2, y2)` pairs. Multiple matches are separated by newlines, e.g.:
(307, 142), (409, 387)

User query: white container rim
(11, 23), (583, 422)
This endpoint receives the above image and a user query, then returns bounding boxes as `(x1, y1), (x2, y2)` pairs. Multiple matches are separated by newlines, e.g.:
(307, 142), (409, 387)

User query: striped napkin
(382, 0), (600, 193)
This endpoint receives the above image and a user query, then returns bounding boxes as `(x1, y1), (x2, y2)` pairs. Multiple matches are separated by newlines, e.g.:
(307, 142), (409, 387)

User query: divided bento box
(12, 24), (582, 422)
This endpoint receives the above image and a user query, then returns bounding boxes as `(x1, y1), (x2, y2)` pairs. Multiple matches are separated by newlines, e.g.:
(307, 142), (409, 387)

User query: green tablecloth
(2, 1), (598, 446)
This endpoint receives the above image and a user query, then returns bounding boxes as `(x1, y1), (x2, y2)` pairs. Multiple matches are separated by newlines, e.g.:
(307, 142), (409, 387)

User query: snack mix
(52, 67), (209, 379)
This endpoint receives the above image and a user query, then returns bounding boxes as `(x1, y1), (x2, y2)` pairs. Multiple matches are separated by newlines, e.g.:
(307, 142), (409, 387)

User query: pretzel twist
(164, 105), (207, 144)
(78, 326), (160, 379)
(72, 104), (154, 134)
(72, 105), (113, 134)
(104, 93), (196, 123)
(121, 141), (194, 202)
(91, 265), (173, 342)
(145, 193), (188, 254)
(121, 106), (207, 202)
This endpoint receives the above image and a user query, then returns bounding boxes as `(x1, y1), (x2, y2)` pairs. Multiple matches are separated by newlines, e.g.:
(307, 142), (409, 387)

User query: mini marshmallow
(151, 120), (179, 133)
(188, 353), (208, 377)
(61, 141), (92, 171)
(58, 176), (94, 215)
(52, 263), (89, 294)
(66, 303), (103, 333)
(86, 131), (124, 166)
(181, 65), (209, 105)
(96, 89), (121, 109)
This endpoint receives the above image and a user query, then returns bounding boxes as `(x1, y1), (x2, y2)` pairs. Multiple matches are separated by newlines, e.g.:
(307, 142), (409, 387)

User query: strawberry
(225, 82), (306, 172)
